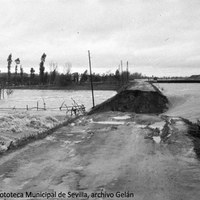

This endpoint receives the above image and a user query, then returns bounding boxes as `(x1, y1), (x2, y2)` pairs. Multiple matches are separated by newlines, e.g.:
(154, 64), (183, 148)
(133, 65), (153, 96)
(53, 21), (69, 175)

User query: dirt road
(0, 112), (200, 200)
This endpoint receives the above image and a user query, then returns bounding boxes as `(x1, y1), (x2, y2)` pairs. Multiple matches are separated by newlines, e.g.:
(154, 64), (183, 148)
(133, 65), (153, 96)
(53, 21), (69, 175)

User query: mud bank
(88, 81), (169, 115)
(0, 112), (78, 154)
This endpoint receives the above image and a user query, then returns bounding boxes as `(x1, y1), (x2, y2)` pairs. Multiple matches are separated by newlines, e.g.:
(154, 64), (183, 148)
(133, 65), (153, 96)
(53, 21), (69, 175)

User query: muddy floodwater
(1, 83), (200, 121)
(155, 83), (200, 121)
(1, 83), (200, 120)
(0, 89), (117, 111)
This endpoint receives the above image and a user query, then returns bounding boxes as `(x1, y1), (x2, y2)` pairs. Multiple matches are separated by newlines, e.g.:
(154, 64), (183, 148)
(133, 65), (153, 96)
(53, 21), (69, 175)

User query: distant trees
(30, 67), (35, 84)
(30, 68), (35, 79)
(39, 53), (46, 85)
(44, 72), (49, 84)
(20, 66), (23, 83)
(7, 54), (12, 84)
(15, 58), (20, 76)
(14, 58), (20, 84)
(64, 62), (72, 74)
(115, 69), (120, 82)
(4, 54), (30, 86)
(129, 72), (143, 79)
(49, 61), (57, 85)
(64, 62), (72, 85)
(0, 54), (147, 88)
(80, 70), (88, 83)
(92, 73), (101, 82)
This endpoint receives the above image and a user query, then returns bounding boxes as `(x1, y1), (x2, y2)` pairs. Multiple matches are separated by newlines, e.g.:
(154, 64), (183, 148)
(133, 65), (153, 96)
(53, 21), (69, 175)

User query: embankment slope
(88, 81), (169, 114)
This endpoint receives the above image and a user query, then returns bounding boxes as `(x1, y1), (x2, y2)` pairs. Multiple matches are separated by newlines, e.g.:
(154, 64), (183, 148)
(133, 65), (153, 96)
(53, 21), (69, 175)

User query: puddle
(112, 115), (131, 120)
(135, 124), (146, 128)
(149, 121), (165, 130)
(46, 136), (56, 141)
(153, 136), (161, 143)
(91, 121), (125, 125)
(74, 141), (81, 144)
(64, 140), (71, 145)
(175, 121), (185, 125)
(69, 130), (86, 134)
(67, 134), (74, 137)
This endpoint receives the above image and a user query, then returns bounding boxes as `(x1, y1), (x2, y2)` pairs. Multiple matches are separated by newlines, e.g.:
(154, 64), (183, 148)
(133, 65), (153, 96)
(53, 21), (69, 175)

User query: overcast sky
(0, 0), (200, 76)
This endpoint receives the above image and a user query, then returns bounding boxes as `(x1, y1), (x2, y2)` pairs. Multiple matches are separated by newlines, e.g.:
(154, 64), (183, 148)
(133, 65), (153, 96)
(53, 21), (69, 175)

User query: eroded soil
(0, 112), (200, 200)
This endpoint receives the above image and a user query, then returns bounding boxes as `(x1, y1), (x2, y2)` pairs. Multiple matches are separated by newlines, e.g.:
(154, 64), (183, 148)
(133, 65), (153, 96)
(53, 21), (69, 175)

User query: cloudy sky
(0, 0), (200, 76)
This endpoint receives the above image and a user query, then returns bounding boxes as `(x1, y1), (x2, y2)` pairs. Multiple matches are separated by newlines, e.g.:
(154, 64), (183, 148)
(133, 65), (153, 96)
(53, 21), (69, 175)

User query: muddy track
(0, 112), (200, 200)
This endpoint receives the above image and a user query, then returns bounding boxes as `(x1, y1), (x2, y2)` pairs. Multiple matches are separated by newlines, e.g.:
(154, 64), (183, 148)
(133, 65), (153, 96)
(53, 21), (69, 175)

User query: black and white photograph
(0, 0), (200, 199)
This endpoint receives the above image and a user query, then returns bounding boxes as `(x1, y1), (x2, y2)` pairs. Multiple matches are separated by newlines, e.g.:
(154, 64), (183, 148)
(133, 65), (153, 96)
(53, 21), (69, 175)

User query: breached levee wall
(88, 81), (169, 114)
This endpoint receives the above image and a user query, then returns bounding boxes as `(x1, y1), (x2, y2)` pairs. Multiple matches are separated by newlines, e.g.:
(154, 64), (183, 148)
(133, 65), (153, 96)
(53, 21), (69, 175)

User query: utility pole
(88, 50), (95, 108)
(126, 61), (129, 83)
(121, 60), (123, 85)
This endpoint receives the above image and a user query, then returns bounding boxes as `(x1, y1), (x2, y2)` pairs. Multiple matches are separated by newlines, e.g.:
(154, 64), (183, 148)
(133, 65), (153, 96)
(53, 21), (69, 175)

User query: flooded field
(1, 83), (200, 121)
(155, 83), (200, 121)
(0, 89), (117, 113)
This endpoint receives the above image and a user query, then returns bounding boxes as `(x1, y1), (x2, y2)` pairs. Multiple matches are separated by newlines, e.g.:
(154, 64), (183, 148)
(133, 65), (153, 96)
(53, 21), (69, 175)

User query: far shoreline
(6, 83), (120, 91)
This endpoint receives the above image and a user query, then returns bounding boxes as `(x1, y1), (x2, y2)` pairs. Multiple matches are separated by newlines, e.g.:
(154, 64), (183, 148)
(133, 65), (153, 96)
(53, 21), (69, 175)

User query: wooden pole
(37, 101), (38, 110)
(121, 60), (123, 85)
(126, 61), (129, 83)
(88, 50), (95, 108)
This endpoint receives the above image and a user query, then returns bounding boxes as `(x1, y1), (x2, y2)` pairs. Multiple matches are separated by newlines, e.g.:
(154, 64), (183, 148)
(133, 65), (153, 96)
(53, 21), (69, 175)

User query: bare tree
(49, 61), (58, 72)
(64, 62), (72, 74)
(49, 61), (58, 84)
(20, 65), (23, 84)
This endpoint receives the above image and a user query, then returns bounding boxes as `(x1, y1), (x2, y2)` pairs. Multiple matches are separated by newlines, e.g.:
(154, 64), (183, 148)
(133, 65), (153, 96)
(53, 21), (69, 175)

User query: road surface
(0, 112), (200, 200)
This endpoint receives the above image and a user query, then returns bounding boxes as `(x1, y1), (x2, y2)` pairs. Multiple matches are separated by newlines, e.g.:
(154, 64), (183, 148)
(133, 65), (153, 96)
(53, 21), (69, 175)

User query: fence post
(37, 101), (38, 111)
(26, 105), (28, 110)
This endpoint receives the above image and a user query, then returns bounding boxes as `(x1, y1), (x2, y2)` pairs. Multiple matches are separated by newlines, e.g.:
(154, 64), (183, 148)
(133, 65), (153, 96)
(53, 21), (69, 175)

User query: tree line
(0, 53), (146, 87)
